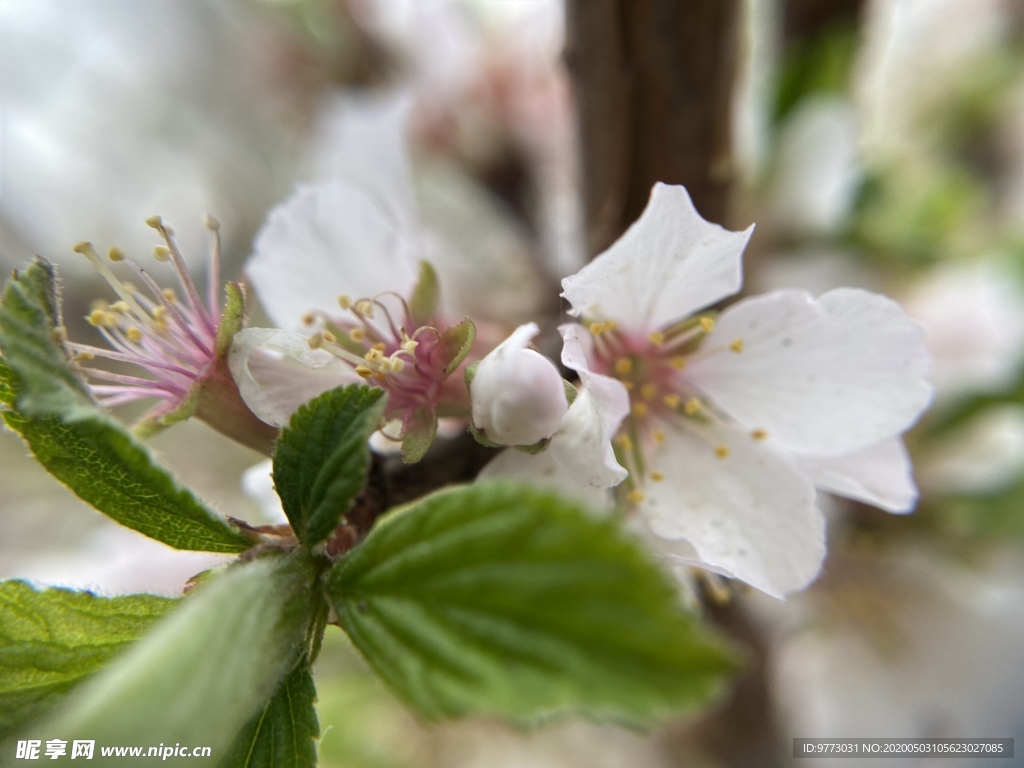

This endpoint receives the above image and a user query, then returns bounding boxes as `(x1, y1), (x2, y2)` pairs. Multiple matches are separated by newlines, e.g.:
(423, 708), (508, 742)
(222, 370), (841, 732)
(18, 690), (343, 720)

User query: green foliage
(0, 581), (176, 740)
(328, 482), (737, 725)
(0, 263), (252, 553)
(774, 22), (858, 125)
(274, 385), (386, 547)
(220, 660), (320, 768)
(0, 259), (91, 418)
(408, 261), (440, 327)
(32, 554), (320, 765)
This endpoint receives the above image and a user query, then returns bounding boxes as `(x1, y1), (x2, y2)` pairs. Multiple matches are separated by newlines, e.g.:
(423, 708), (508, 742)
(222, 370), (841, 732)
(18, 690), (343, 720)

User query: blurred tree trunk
(565, 0), (742, 256)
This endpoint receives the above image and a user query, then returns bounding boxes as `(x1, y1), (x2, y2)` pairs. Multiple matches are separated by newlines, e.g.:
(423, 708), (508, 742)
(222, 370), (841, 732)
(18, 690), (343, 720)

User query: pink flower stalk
(67, 216), (275, 453)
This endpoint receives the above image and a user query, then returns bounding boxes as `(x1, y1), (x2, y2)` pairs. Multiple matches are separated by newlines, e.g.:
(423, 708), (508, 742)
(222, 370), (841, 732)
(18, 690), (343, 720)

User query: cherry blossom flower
(557, 183), (933, 597)
(67, 216), (276, 453)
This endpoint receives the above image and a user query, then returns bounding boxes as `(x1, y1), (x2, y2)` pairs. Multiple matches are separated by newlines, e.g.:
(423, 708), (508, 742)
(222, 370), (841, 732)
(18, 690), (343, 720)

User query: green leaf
(0, 581), (177, 740)
(30, 554), (320, 764)
(0, 258), (90, 418)
(408, 261), (440, 327)
(327, 482), (737, 725)
(2, 408), (254, 552)
(219, 660), (320, 768)
(274, 385), (386, 547)
(438, 317), (475, 375)
(0, 263), (251, 552)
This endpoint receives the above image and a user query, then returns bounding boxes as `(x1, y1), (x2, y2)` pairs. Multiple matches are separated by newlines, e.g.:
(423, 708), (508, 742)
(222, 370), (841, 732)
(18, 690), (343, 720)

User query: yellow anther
(614, 357), (633, 375)
(648, 330), (665, 346)
(374, 371), (387, 381)
(714, 444), (730, 459)
(145, 215), (163, 229)
(321, 330), (337, 344)
(355, 300), (374, 318)
(350, 327), (366, 342)
(632, 402), (649, 418)
(390, 357), (406, 374)
(640, 383), (657, 401)
(354, 365), (374, 379)
(162, 288), (177, 302)
(338, 295), (352, 310)
(126, 327), (143, 343)
(365, 348), (384, 364)
(751, 428), (768, 441)
(152, 306), (169, 329)
(684, 397), (702, 415)
(203, 213), (220, 231)
(627, 489), (646, 504)
(110, 301), (130, 314)
(651, 471), (665, 482)
(153, 245), (171, 262)
(401, 337), (418, 353)
(730, 338), (744, 353)
(107, 247), (125, 262)
(379, 358), (393, 374)
(588, 320), (617, 335)
(699, 316), (715, 333)
(302, 313), (316, 326)
(670, 356), (687, 371)
(87, 309), (112, 327)
(73, 352), (95, 362)
(73, 241), (93, 255)
(652, 430), (666, 445)
(615, 434), (634, 452)
(307, 332), (324, 349)
(371, 341), (386, 352)
(662, 393), (681, 409)
(123, 282), (139, 294)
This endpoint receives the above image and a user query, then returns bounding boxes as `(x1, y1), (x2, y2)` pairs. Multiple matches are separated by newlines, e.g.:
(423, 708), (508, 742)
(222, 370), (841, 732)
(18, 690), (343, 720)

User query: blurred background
(2, 0), (1023, 765)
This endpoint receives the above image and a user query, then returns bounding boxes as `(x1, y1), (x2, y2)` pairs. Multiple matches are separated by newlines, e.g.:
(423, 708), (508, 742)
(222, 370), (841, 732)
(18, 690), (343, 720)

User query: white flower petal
(560, 183), (752, 331)
(477, 447), (613, 511)
(687, 288), (933, 456)
(247, 182), (420, 329)
(641, 423), (824, 598)
(549, 386), (629, 489)
(470, 323), (568, 446)
(229, 328), (356, 428)
(307, 91), (417, 230)
(801, 438), (918, 514)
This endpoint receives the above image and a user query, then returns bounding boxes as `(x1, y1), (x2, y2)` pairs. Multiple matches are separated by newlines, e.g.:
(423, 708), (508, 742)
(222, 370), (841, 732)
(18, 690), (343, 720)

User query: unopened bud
(469, 323), (568, 446)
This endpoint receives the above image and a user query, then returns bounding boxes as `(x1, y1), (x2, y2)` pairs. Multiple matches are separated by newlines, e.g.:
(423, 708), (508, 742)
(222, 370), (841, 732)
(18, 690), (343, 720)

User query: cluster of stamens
(306, 293), (458, 434)
(68, 216), (222, 409)
(586, 312), (761, 503)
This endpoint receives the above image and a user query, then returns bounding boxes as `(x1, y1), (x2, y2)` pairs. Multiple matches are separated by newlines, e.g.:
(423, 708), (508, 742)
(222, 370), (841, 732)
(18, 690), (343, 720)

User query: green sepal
(328, 482), (738, 725)
(0, 581), (177, 741)
(438, 317), (476, 375)
(400, 404), (437, 464)
(215, 281), (248, 358)
(513, 437), (551, 455)
(30, 554), (321, 764)
(463, 360), (479, 388)
(273, 385), (386, 548)
(408, 260), (441, 327)
(218, 660), (320, 768)
(563, 379), (578, 406)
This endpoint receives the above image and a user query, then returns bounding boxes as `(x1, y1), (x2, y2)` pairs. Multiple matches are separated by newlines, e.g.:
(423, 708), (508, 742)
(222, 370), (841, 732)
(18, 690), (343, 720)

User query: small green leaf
(438, 317), (475, 375)
(274, 385), (386, 547)
(0, 581), (177, 740)
(2, 408), (253, 552)
(408, 261), (440, 327)
(31, 554), (320, 764)
(328, 482), (737, 725)
(0, 258), (91, 418)
(400, 404), (437, 464)
(219, 660), (320, 768)
(0, 263), (251, 552)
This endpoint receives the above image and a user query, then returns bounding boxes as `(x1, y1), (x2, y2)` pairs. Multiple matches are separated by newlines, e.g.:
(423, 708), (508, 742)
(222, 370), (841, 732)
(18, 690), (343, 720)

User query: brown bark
(565, 0), (743, 256)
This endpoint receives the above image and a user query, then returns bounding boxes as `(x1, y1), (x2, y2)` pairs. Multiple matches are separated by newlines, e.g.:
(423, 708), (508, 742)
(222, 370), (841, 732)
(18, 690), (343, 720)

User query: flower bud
(470, 323), (568, 446)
